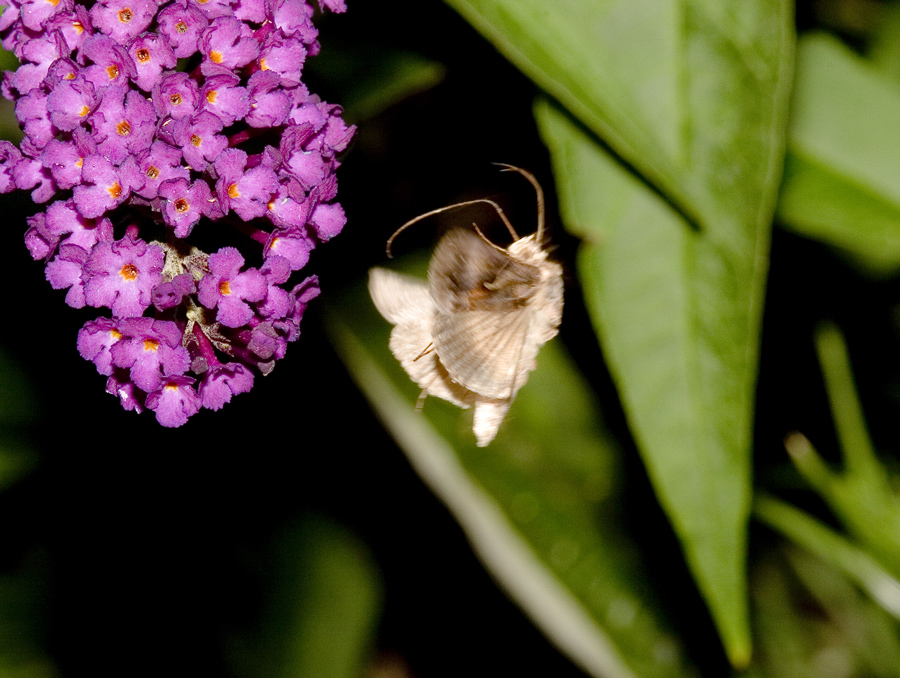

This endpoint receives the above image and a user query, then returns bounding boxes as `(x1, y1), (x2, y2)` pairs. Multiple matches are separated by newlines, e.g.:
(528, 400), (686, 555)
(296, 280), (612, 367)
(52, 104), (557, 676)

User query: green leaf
(442, 0), (792, 236)
(535, 96), (769, 667)
(329, 299), (698, 678)
(240, 516), (382, 678)
(777, 32), (900, 275)
(440, 0), (793, 665)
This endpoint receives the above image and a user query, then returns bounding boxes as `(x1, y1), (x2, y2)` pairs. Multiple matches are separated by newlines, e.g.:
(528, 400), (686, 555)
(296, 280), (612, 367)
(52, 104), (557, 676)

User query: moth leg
(415, 389), (428, 411)
(413, 342), (435, 362)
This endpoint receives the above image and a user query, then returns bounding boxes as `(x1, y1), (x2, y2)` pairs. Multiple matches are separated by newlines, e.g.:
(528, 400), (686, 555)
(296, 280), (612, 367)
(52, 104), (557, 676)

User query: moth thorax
(507, 235), (545, 262)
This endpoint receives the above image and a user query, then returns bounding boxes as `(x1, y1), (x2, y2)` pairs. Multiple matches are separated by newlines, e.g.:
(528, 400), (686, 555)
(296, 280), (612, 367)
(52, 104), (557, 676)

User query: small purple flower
(258, 32), (307, 87)
(310, 201), (346, 241)
(106, 373), (145, 413)
(214, 148), (278, 221)
(158, 176), (213, 237)
(128, 32), (177, 92)
(264, 228), (314, 271)
(72, 154), (130, 218)
(19, 0), (74, 32)
(44, 198), (114, 251)
(89, 87), (156, 165)
(200, 73), (250, 126)
(152, 71), (200, 120)
(83, 233), (164, 316)
(246, 70), (290, 128)
(77, 317), (125, 376)
(110, 317), (190, 392)
(123, 140), (188, 199)
(146, 376), (201, 427)
(197, 247), (266, 328)
(151, 272), (195, 311)
(81, 34), (136, 89)
(0, 141), (23, 193)
(46, 75), (97, 132)
(199, 17), (260, 74)
(173, 110), (227, 171)
(199, 362), (254, 411)
(45, 243), (90, 308)
(3, 0), (353, 427)
(90, 0), (156, 44)
(41, 129), (97, 190)
(157, 3), (209, 59)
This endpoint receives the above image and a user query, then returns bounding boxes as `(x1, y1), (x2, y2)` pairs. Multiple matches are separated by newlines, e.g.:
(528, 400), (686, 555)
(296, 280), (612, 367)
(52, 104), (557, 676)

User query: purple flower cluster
(0, 0), (353, 426)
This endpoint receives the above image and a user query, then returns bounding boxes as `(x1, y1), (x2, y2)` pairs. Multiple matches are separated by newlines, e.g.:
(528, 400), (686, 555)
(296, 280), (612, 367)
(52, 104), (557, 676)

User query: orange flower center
(107, 182), (123, 199)
(118, 8), (133, 22)
(175, 198), (189, 213)
(143, 339), (159, 352)
(116, 120), (131, 136)
(119, 263), (138, 281)
(136, 48), (151, 63)
(219, 280), (231, 296)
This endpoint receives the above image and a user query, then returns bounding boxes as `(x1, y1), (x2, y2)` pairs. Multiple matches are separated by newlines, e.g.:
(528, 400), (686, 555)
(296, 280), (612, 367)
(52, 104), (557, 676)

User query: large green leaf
(535, 95), (775, 666)
(777, 32), (900, 275)
(329, 290), (698, 678)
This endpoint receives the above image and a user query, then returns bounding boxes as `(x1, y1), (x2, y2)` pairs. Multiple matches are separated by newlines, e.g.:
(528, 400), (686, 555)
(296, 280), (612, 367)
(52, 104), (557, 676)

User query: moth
(368, 164), (563, 447)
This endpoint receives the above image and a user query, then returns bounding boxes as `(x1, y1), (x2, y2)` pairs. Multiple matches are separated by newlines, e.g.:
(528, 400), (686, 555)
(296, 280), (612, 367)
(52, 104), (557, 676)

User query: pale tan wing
(369, 267), (475, 408)
(368, 268), (433, 325)
(432, 306), (534, 400)
(473, 398), (512, 447)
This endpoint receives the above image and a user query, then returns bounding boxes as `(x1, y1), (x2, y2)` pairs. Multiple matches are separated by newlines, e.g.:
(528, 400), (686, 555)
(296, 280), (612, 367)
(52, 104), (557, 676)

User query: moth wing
(433, 306), (535, 400)
(368, 267), (433, 325)
(473, 398), (512, 447)
(428, 228), (540, 315)
(368, 267), (474, 409)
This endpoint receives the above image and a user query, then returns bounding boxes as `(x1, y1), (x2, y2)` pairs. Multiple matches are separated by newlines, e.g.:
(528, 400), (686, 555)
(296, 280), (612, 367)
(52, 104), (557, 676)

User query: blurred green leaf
(748, 548), (900, 678)
(777, 32), (900, 275)
(0, 551), (57, 678)
(867, 2), (900, 84)
(440, 1), (793, 664)
(0, 348), (38, 492)
(240, 516), (382, 678)
(0, 348), (37, 428)
(775, 324), (900, 580)
(755, 494), (900, 620)
(307, 33), (445, 122)
(329, 296), (698, 678)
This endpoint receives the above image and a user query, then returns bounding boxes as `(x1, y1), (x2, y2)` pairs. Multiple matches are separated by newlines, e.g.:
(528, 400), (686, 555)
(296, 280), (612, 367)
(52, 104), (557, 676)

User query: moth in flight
(369, 165), (563, 446)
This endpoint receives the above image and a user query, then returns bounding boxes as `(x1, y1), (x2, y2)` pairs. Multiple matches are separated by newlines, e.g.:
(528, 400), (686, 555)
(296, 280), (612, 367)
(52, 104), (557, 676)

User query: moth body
(368, 166), (563, 446)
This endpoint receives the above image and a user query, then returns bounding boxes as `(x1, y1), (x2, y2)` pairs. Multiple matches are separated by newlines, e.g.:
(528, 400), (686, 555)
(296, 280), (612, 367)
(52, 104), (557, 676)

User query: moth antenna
(472, 222), (513, 256)
(492, 163), (545, 242)
(386, 200), (520, 257)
